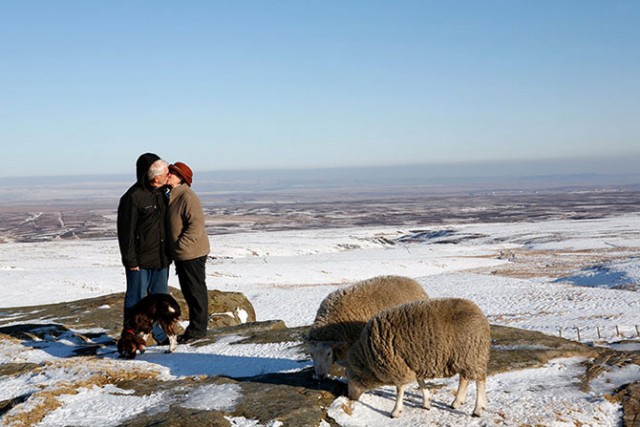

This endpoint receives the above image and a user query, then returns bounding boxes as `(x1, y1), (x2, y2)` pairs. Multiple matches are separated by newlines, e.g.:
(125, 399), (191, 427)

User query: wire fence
(557, 325), (640, 342)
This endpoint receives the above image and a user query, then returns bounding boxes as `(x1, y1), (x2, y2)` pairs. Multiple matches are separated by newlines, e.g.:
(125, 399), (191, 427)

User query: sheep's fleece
(307, 275), (428, 377)
(347, 298), (490, 418)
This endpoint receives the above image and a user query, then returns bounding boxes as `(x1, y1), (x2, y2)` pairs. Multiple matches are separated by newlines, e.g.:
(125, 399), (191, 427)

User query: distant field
(2, 165), (639, 242)
(1, 186), (640, 243)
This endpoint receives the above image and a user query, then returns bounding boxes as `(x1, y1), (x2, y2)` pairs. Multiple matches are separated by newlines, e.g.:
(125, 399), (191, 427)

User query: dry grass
(488, 324), (602, 376)
(2, 359), (162, 427)
(340, 401), (353, 416)
(473, 247), (636, 280)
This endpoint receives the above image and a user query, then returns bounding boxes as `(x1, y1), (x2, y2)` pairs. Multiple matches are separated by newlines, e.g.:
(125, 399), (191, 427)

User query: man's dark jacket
(117, 153), (170, 269)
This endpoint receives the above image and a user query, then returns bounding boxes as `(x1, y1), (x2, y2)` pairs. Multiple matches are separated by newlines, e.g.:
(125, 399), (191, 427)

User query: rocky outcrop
(205, 289), (256, 328)
(0, 292), (638, 426)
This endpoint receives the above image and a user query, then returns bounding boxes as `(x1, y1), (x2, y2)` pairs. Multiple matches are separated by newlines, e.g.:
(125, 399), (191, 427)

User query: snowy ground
(1, 214), (640, 426)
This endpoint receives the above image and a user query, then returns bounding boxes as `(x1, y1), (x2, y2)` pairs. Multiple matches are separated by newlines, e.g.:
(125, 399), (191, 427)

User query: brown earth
(3, 189), (640, 242)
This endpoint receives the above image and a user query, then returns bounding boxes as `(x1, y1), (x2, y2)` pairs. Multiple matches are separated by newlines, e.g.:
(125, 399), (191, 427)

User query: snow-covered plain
(1, 213), (640, 426)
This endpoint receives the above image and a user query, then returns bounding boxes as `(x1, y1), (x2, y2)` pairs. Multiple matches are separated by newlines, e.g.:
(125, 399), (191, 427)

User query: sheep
(346, 298), (490, 419)
(306, 275), (428, 379)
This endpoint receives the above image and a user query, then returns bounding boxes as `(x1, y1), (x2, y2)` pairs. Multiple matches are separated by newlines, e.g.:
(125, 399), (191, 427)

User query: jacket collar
(168, 183), (188, 204)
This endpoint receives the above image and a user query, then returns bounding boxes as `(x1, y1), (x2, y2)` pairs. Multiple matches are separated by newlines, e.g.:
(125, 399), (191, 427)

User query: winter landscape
(4, 1), (640, 425)
(1, 175), (640, 427)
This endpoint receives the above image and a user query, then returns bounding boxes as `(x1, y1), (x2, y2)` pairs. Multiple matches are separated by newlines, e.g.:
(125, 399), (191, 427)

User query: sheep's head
(347, 365), (384, 400)
(308, 340), (345, 379)
(346, 365), (377, 401)
(345, 340), (380, 400)
(347, 379), (365, 401)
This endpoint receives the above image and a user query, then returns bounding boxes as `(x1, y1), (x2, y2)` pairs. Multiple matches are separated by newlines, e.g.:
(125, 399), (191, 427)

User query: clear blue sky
(2, 1), (639, 178)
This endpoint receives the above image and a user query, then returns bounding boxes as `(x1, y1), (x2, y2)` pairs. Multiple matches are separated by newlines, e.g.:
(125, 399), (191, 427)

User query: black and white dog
(117, 293), (182, 359)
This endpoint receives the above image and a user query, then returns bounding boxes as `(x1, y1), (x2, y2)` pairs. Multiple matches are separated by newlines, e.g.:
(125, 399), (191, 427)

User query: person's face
(150, 166), (170, 188)
(167, 171), (182, 188)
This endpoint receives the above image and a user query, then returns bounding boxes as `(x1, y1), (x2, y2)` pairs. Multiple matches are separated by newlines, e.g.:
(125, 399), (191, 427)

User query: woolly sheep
(306, 275), (428, 379)
(347, 298), (490, 418)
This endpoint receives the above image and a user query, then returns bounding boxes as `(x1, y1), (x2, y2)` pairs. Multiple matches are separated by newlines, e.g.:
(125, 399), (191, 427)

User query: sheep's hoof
(451, 399), (462, 409)
(472, 412), (481, 418)
(390, 410), (402, 418)
(164, 349), (174, 354)
(422, 403), (431, 411)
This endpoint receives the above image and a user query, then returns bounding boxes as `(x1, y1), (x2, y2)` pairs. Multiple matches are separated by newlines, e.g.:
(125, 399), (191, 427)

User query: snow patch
(182, 383), (242, 411)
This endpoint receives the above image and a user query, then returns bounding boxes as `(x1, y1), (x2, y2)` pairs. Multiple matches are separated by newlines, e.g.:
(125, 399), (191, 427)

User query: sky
(2, 1), (640, 178)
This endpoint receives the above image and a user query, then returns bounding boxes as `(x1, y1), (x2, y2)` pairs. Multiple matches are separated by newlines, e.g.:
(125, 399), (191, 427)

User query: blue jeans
(124, 267), (170, 343)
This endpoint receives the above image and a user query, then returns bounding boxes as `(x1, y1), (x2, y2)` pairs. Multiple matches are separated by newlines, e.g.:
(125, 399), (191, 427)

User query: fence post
(616, 325), (621, 337)
(636, 325), (639, 337)
(576, 327), (581, 341)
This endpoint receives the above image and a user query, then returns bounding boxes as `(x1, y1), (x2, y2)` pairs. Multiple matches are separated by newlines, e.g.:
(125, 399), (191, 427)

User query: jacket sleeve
(117, 194), (139, 268)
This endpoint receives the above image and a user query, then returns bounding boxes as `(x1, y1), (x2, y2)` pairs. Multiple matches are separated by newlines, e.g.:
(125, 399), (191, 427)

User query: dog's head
(117, 329), (146, 359)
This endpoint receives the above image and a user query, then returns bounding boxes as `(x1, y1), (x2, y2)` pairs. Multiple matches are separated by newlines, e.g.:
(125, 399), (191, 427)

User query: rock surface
(0, 291), (639, 426)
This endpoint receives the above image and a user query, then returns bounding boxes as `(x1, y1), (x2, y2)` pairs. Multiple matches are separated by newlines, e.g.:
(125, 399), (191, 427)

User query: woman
(167, 161), (211, 343)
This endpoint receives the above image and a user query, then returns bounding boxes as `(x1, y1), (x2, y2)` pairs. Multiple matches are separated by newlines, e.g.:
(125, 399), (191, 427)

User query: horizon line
(3, 154), (640, 181)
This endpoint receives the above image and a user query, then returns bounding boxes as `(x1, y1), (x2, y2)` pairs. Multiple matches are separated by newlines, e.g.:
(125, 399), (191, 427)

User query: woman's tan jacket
(167, 183), (210, 261)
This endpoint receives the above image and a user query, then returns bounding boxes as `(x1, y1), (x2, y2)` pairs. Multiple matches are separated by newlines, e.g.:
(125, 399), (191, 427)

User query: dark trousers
(175, 256), (208, 336)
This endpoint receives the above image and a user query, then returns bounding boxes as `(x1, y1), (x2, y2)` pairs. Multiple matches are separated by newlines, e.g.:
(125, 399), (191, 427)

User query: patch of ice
(182, 383), (242, 411)
(225, 417), (284, 427)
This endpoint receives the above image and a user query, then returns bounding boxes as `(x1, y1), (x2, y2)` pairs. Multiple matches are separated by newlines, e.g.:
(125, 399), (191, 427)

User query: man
(166, 161), (210, 343)
(117, 153), (172, 344)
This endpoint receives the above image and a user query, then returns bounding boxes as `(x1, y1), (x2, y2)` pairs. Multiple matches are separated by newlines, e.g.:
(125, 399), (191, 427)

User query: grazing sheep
(347, 298), (490, 419)
(306, 275), (428, 379)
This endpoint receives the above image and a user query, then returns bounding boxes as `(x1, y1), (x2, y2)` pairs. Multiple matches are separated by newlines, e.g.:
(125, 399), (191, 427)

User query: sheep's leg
(472, 379), (487, 417)
(391, 384), (406, 418)
(416, 378), (431, 410)
(451, 376), (469, 409)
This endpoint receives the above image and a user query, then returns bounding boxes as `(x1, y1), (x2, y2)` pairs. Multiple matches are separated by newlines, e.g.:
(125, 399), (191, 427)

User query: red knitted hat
(169, 162), (193, 186)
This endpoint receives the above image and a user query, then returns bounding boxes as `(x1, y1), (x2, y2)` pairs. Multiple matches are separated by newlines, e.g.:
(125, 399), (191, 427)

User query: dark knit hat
(169, 162), (193, 186)
(136, 153), (161, 184)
